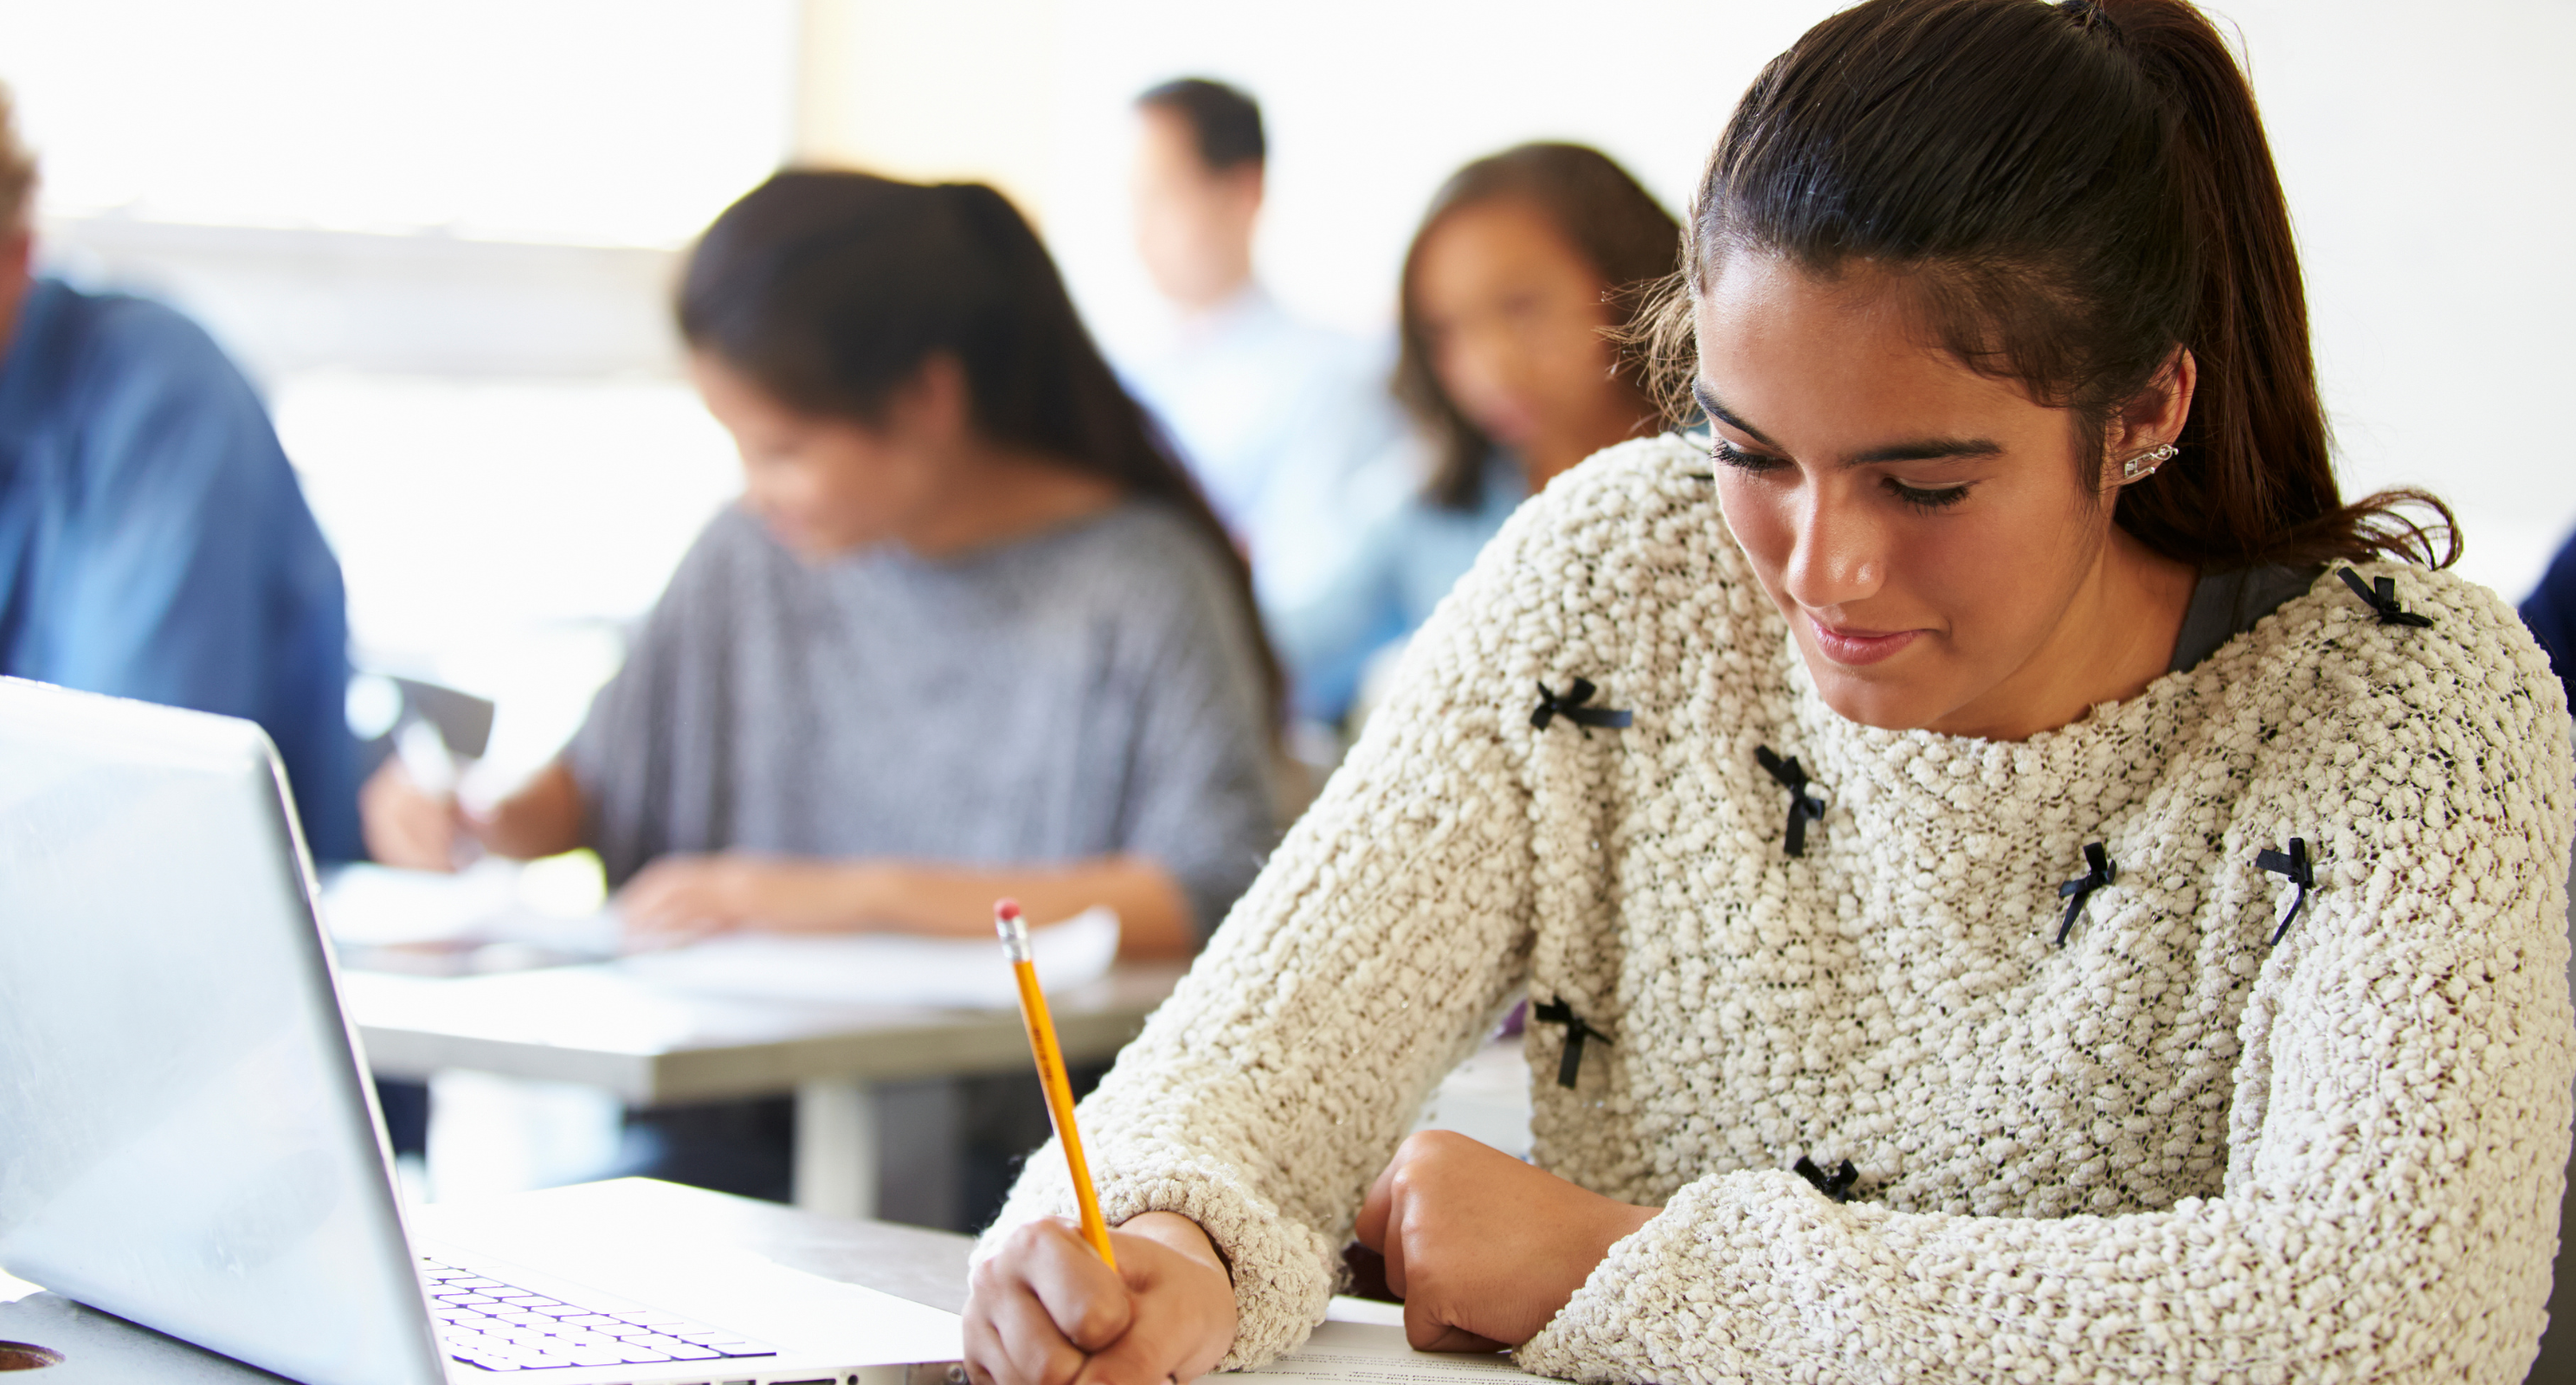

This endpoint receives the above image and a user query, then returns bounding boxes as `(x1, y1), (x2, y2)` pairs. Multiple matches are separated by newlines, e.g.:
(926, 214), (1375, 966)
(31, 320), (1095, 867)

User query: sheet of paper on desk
(319, 862), (620, 957)
(1238, 1318), (1542, 1383)
(617, 906), (1121, 1008)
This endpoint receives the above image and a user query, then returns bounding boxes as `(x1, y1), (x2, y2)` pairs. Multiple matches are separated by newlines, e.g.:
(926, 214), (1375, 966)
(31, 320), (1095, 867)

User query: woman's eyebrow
(1852, 437), (2005, 465)
(1692, 381), (1781, 448)
(1695, 380), (2003, 466)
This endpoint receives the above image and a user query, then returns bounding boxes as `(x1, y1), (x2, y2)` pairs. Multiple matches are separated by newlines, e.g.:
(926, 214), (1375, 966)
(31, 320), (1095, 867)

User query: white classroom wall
(2228, 0), (2576, 592)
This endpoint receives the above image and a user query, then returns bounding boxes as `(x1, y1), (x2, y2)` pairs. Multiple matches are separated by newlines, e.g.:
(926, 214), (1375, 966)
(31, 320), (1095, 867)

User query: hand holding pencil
(966, 899), (1239, 1385)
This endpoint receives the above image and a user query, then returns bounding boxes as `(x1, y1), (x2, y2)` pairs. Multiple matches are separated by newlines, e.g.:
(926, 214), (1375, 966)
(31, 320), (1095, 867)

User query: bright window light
(274, 373), (744, 769)
(0, 0), (795, 247)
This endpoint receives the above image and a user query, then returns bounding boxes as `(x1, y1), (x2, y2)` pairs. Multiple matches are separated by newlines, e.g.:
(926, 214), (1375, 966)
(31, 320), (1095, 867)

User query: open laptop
(0, 678), (963, 1385)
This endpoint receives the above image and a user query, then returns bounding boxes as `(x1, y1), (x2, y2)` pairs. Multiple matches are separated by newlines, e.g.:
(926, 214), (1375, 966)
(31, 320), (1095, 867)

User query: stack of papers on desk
(617, 906), (1122, 1009)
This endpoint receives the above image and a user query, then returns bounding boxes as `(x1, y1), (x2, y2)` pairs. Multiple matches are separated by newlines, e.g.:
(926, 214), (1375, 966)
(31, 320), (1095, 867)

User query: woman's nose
(1780, 488), (1886, 611)
(1446, 329), (1517, 397)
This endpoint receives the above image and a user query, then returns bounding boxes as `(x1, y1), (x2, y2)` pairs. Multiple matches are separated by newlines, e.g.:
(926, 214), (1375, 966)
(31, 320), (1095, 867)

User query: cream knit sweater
(982, 436), (2576, 1382)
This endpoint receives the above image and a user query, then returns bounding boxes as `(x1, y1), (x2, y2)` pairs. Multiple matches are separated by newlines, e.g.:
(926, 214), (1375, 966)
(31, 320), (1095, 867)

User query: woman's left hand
(617, 854), (886, 947)
(1354, 1131), (1658, 1352)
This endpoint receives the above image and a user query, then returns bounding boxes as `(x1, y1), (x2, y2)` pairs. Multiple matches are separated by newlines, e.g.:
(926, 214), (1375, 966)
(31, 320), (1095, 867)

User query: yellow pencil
(995, 899), (1117, 1270)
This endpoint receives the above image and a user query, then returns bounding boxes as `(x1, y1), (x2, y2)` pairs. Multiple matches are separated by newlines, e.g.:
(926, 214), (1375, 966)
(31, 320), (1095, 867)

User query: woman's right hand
(359, 757), (470, 871)
(965, 1212), (1236, 1385)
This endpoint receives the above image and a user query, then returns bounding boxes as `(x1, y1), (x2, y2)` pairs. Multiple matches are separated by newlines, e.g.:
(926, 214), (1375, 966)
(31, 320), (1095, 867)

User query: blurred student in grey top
(1276, 145), (1678, 722)
(1119, 78), (1410, 619)
(365, 171), (1281, 961)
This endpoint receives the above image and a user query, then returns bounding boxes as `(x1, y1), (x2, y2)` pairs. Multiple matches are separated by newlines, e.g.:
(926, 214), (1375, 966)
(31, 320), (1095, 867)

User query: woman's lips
(1806, 613), (1921, 667)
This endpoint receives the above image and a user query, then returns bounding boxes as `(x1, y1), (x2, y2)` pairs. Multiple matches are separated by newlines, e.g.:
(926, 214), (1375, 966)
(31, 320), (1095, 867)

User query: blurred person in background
(363, 171), (1281, 1214)
(2522, 531), (2576, 712)
(365, 170), (1279, 965)
(0, 84), (357, 861)
(1121, 77), (1410, 624)
(1276, 144), (1679, 724)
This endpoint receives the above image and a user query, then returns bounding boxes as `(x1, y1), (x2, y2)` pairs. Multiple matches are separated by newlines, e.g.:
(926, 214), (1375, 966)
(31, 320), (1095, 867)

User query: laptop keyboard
(421, 1254), (781, 1373)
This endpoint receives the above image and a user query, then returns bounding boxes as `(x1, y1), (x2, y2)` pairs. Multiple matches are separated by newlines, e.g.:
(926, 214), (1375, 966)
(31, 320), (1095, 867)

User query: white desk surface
(345, 959), (1188, 1105)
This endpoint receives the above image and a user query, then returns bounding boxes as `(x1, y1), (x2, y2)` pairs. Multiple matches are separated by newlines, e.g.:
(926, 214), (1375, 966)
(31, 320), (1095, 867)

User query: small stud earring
(2120, 441), (2179, 482)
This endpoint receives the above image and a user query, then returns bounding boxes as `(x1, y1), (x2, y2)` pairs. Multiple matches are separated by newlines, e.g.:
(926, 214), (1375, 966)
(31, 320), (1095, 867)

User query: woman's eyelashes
(1710, 438), (1787, 474)
(1712, 439), (1975, 512)
(1886, 478), (1973, 512)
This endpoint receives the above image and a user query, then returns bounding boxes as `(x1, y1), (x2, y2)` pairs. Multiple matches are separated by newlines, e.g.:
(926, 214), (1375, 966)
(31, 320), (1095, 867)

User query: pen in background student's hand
(995, 898), (1117, 1269)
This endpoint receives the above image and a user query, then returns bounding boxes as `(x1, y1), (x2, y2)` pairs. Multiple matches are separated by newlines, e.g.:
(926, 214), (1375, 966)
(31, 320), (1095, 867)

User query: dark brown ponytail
(1667, 0), (2452, 570)
(678, 171), (1284, 719)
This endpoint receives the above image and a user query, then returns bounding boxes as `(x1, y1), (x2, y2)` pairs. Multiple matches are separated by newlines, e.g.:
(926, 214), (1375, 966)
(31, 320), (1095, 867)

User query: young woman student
(965, 1), (2575, 1380)
(1275, 144), (1676, 724)
(364, 172), (1280, 963)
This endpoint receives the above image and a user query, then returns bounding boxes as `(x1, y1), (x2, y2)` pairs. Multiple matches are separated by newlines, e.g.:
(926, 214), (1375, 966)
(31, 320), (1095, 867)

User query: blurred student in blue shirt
(0, 91), (357, 860)
(1120, 78), (1411, 615)
(2525, 534), (2576, 715)
(1276, 144), (1681, 723)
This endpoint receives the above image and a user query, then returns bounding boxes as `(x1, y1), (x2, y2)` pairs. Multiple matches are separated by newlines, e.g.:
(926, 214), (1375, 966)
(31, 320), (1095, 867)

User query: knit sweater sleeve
(975, 481), (1575, 1368)
(1516, 575), (2576, 1383)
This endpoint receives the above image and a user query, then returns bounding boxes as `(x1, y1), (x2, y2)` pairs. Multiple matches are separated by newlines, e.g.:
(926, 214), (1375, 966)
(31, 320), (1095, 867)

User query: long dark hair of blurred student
(1276, 143), (1680, 723)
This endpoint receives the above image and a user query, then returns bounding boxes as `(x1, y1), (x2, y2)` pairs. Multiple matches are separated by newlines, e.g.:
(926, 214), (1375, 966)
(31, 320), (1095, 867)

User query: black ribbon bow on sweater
(2055, 841), (2117, 946)
(1754, 745), (1827, 857)
(2256, 837), (2315, 945)
(1531, 996), (1613, 1088)
(2338, 567), (2435, 628)
(1794, 1156), (1860, 1203)
(1530, 678), (1633, 736)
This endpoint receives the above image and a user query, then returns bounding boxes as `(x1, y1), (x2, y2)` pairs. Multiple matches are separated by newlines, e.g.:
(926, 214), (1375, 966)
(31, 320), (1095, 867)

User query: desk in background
(344, 962), (1184, 1218)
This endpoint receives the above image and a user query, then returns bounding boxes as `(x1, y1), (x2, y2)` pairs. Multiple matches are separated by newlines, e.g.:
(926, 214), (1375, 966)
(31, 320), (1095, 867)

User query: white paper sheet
(1235, 1319), (1541, 1382)
(615, 906), (1122, 1008)
(1323, 1296), (1409, 1327)
(322, 866), (1119, 1005)
(319, 861), (620, 956)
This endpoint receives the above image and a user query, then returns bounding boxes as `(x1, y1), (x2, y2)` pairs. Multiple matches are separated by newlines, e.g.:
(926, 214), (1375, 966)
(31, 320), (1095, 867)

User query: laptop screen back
(0, 679), (444, 1385)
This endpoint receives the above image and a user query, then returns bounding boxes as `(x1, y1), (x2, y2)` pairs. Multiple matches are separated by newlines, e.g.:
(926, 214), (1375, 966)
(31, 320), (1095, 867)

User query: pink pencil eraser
(995, 899), (1022, 922)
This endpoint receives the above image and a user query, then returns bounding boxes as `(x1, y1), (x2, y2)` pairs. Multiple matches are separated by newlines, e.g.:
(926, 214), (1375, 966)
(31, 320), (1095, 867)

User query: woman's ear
(2103, 346), (2198, 485)
(884, 353), (974, 451)
(1216, 161), (1264, 230)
